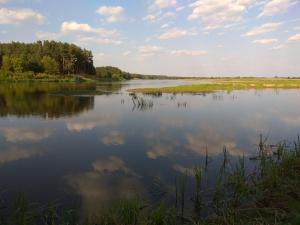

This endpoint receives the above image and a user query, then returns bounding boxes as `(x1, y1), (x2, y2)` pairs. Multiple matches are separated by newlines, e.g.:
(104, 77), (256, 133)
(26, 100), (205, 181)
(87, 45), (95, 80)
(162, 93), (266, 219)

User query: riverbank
(129, 78), (300, 94)
(0, 71), (95, 83)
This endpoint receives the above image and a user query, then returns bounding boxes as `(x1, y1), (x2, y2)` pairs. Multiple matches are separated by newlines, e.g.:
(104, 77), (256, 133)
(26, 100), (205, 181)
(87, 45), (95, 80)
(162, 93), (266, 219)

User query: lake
(0, 80), (300, 218)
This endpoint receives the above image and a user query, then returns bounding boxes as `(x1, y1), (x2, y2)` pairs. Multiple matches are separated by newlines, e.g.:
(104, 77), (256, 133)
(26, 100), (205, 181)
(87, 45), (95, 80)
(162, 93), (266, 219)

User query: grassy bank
(129, 78), (300, 94)
(1, 137), (299, 225)
(0, 71), (95, 83)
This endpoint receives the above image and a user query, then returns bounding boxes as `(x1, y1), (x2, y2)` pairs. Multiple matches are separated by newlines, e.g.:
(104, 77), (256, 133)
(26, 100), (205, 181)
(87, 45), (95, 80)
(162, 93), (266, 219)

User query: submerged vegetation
(1, 136), (299, 225)
(129, 78), (300, 94)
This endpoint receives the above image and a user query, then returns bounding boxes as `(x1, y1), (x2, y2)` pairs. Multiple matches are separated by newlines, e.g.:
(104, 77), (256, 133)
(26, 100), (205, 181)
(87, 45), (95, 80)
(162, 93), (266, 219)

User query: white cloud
(175, 6), (185, 11)
(77, 37), (122, 45)
(272, 44), (286, 50)
(159, 27), (197, 40)
(138, 45), (164, 56)
(188, 0), (255, 30)
(143, 14), (157, 23)
(154, 0), (177, 9)
(61, 21), (116, 36)
(253, 38), (278, 44)
(36, 31), (61, 40)
(288, 33), (300, 42)
(143, 11), (176, 23)
(0, 8), (45, 24)
(243, 22), (282, 37)
(170, 49), (208, 56)
(96, 6), (124, 23)
(258, 0), (297, 18)
(0, 0), (10, 3)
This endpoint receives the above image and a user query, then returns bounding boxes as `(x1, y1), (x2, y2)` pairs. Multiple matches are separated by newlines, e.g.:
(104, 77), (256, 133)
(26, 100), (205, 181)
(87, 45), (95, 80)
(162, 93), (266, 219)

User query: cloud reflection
(101, 131), (125, 146)
(66, 114), (119, 132)
(0, 147), (42, 164)
(1, 128), (51, 143)
(66, 156), (144, 216)
(146, 144), (173, 159)
(185, 127), (246, 156)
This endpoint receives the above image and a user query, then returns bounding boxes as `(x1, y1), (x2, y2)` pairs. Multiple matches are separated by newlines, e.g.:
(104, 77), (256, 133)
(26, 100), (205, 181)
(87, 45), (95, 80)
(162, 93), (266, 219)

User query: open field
(128, 78), (300, 94)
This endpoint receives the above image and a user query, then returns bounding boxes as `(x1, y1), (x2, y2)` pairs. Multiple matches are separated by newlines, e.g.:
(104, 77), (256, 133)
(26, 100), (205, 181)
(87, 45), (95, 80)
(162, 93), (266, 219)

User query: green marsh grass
(128, 78), (300, 94)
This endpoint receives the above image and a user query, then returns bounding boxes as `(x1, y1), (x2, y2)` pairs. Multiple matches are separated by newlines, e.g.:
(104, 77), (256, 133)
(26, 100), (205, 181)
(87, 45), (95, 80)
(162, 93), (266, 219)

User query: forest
(0, 41), (95, 76)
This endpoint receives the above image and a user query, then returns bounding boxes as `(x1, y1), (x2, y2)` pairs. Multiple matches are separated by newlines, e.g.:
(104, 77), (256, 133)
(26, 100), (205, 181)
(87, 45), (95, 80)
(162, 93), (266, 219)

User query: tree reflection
(0, 83), (95, 118)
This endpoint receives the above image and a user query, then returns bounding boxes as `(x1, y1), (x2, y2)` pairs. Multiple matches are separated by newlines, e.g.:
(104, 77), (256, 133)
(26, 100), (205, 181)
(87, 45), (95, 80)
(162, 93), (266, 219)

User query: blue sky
(0, 0), (300, 76)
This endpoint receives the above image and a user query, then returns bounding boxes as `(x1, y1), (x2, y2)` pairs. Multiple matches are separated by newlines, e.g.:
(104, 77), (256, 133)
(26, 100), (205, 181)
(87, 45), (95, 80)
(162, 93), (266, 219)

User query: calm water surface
(0, 80), (300, 216)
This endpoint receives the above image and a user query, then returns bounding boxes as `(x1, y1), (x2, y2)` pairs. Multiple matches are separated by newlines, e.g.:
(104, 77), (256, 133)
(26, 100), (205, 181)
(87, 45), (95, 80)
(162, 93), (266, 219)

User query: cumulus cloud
(154, 0), (177, 9)
(138, 45), (164, 57)
(143, 11), (176, 23)
(159, 27), (197, 40)
(61, 21), (116, 36)
(288, 33), (300, 42)
(170, 49), (207, 56)
(76, 36), (122, 46)
(253, 38), (278, 44)
(96, 6), (124, 23)
(243, 22), (282, 37)
(188, 0), (255, 30)
(258, 0), (297, 18)
(0, 8), (45, 24)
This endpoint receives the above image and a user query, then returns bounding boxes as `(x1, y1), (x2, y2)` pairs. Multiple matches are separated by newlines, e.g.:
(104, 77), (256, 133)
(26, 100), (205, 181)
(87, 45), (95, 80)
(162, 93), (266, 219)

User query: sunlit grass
(129, 78), (300, 94)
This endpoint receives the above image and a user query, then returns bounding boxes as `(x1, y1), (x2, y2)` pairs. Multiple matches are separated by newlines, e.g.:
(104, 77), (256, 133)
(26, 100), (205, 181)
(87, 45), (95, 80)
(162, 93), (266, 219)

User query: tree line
(0, 41), (95, 75)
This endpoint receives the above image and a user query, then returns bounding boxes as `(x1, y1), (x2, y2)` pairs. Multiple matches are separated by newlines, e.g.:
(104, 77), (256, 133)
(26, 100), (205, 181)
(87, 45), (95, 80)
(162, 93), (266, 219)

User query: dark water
(0, 81), (300, 217)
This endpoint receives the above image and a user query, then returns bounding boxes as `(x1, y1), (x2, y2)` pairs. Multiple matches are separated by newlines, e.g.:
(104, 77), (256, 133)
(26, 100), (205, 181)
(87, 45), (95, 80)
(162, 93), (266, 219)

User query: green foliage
(96, 66), (126, 80)
(11, 56), (25, 73)
(1, 55), (12, 72)
(41, 56), (59, 74)
(12, 194), (35, 225)
(0, 41), (95, 76)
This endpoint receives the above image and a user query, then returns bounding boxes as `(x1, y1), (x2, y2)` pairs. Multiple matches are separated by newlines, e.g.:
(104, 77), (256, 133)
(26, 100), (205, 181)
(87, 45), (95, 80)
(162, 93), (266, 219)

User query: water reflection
(101, 131), (125, 146)
(0, 81), (300, 220)
(66, 156), (145, 216)
(0, 83), (95, 118)
(0, 128), (51, 143)
(0, 147), (42, 165)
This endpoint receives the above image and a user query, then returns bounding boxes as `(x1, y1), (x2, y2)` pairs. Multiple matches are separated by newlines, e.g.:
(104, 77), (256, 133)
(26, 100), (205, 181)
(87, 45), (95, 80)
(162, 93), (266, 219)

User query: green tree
(11, 57), (25, 73)
(1, 55), (12, 71)
(41, 56), (59, 74)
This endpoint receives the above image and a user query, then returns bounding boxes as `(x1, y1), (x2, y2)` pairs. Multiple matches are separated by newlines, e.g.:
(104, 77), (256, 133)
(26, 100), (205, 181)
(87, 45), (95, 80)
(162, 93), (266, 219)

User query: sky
(0, 0), (300, 77)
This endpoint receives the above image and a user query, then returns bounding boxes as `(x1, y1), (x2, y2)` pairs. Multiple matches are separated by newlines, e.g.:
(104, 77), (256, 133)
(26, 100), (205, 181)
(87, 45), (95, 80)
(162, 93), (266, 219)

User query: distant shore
(128, 78), (300, 94)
